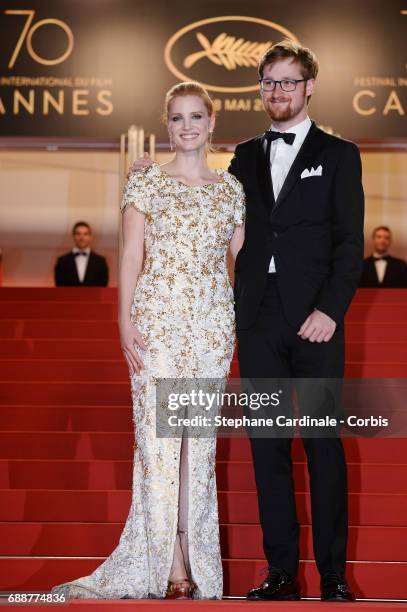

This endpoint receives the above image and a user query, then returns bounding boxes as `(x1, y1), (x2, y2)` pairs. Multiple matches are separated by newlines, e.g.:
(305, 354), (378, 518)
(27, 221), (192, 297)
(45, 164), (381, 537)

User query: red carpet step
(4, 355), (395, 380)
(0, 287), (117, 302)
(0, 459), (406, 493)
(1, 602), (405, 612)
(0, 301), (118, 320)
(1, 490), (406, 527)
(1, 522), (405, 561)
(0, 432), (406, 463)
(2, 319), (407, 342)
(2, 300), (407, 323)
(0, 557), (405, 600)
(0, 320), (119, 339)
(0, 286), (406, 600)
(1, 355), (407, 382)
(1, 339), (406, 361)
(0, 405), (133, 432)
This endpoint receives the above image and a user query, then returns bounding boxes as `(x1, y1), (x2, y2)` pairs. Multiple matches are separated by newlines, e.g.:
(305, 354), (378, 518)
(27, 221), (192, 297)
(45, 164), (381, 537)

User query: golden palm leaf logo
(184, 32), (272, 70)
(164, 16), (299, 93)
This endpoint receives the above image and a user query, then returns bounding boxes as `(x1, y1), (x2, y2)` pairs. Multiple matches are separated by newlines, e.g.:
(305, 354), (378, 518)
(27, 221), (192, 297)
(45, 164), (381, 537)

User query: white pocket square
(301, 165), (323, 179)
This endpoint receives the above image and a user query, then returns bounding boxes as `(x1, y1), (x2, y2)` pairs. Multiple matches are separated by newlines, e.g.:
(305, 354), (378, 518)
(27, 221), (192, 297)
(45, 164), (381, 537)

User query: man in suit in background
(359, 226), (407, 287)
(229, 40), (364, 602)
(54, 221), (109, 286)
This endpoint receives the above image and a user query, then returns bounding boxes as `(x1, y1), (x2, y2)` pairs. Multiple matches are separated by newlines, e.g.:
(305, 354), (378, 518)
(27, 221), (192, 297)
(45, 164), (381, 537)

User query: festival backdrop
(0, 0), (406, 141)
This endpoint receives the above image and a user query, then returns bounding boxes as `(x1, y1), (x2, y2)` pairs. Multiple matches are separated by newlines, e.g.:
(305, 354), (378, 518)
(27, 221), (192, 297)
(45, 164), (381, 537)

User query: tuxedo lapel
(82, 251), (93, 284)
(367, 257), (378, 280)
(272, 121), (322, 212)
(256, 136), (275, 211)
(68, 253), (81, 284)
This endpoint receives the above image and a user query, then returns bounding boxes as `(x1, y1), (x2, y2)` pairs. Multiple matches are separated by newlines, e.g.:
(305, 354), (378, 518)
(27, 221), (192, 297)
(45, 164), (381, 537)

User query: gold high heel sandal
(165, 578), (195, 599)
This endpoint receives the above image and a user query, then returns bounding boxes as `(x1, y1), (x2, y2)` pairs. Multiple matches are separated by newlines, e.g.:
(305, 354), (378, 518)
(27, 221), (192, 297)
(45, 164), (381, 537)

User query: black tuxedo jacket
(359, 255), (407, 288)
(228, 121), (365, 330)
(54, 251), (109, 286)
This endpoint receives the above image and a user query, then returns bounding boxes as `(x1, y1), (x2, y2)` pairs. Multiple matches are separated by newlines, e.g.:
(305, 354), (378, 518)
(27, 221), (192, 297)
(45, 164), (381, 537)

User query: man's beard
(266, 89), (307, 122)
(267, 99), (294, 121)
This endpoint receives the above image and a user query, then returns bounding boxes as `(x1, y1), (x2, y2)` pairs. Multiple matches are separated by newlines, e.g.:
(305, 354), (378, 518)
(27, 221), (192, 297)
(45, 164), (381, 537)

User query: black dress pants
(237, 274), (348, 578)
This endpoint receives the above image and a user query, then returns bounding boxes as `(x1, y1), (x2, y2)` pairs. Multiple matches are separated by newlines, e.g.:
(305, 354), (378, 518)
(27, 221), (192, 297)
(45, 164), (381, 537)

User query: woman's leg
(168, 435), (190, 581)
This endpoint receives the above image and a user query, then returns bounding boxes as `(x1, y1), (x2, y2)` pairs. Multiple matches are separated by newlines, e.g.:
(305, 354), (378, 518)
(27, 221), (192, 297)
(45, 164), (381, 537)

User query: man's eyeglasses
(259, 78), (307, 92)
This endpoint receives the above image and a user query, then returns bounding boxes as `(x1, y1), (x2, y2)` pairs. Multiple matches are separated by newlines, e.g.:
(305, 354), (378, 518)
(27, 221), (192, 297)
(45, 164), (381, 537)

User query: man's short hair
(372, 226), (391, 238)
(258, 39), (319, 81)
(72, 221), (92, 234)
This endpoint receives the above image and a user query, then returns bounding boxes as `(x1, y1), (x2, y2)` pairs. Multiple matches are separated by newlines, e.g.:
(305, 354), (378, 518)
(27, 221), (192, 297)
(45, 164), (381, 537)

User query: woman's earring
(208, 130), (213, 147)
(169, 134), (174, 151)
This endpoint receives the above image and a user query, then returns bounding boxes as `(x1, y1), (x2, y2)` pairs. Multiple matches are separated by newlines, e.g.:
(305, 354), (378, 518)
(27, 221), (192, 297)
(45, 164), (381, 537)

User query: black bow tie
(74, 251), (88, 257)
(264, 130), (296, 145)
(374, 255), (390, 261)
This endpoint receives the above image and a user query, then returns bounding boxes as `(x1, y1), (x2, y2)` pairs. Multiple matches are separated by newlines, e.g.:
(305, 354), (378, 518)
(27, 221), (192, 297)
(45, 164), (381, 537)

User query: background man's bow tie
(74, 251), (88, 257)
(374, 255), (390, 261)
(264, 130), (296, 145)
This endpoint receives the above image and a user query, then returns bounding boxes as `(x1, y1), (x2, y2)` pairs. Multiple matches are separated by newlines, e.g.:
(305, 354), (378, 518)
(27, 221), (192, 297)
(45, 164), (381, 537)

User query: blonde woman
(51, 82), (245, 600)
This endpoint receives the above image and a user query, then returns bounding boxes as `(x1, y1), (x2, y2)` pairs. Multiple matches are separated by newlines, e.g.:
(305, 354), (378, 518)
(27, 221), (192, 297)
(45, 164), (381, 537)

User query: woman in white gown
(51, 81), (245, 600)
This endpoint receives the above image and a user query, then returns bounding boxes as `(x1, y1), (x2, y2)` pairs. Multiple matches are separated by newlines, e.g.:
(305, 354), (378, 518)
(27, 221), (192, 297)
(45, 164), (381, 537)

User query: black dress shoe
(321, 571), (355, 602)
(247, 567), (301, 601)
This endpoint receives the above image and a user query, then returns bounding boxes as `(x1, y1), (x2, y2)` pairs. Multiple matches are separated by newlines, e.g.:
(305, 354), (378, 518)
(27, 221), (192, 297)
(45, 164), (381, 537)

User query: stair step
(3, 358), (407, 381)
(0, 287), (117, 302)
(0, 601), (402, 611)
(1, 489), (406, 526)
(345, 342), (407, 361)
(344, 363), (407, 377)
(2, 319), (407, 343)
(0, 405), (133, 432)
(1, 459), (406, 493)
(0, 433), (405, 463)
(2, 339), (407, 361)
(1, 302), (407, 323)
(0, 339), (122, 359)
(224, 559), (407, 599)
(0, 522), (405, 561)
(346, 323), (407, 342)
(0, 408), (405, 464)
(346, 304), (407, 323)
(352, 288), (407, 303)
(0, 359), (129, 382)
(0, 558), (405, 599)
(231, 361), (407, 377)
(0, 382), (130, 405)
(0, 320), (119, 339)
(0, 302), (118, 320)
(217, 461), (404, 494)
(3, 371), (407, 406)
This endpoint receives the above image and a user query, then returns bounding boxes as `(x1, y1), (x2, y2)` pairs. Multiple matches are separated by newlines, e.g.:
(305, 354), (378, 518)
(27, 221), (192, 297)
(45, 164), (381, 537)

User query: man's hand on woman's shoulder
(126, 153), (154, 180)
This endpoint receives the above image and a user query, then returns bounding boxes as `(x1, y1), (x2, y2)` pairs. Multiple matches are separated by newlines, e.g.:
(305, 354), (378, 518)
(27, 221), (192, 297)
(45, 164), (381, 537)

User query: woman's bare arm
(118, 205), (147, 373)
(229, 222), (245, 261)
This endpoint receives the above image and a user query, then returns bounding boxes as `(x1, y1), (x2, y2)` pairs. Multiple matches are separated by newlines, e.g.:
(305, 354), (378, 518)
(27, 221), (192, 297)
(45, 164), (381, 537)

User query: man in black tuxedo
(54, 221), (109, 286)
(229, 41), (364, 602)
(359, 226), (407, 287)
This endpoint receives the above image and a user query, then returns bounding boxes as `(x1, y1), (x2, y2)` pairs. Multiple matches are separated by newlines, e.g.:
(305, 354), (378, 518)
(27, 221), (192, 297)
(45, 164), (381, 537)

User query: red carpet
(0, 287), (406, 602)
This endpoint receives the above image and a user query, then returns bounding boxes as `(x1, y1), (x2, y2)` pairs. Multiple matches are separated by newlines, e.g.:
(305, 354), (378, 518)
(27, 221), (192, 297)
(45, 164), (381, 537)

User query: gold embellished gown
(50, 162), (245, 600)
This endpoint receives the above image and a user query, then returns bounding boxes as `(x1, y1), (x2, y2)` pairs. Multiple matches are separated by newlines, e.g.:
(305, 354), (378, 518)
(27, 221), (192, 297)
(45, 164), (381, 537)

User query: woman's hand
(119, 320), (148, 375)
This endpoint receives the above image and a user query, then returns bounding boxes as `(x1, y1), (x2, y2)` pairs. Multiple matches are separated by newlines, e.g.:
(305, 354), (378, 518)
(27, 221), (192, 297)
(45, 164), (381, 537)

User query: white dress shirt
(267, 115), (312, 273)
(373, 251), (388, 284)
(72, 246), (90, 282)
